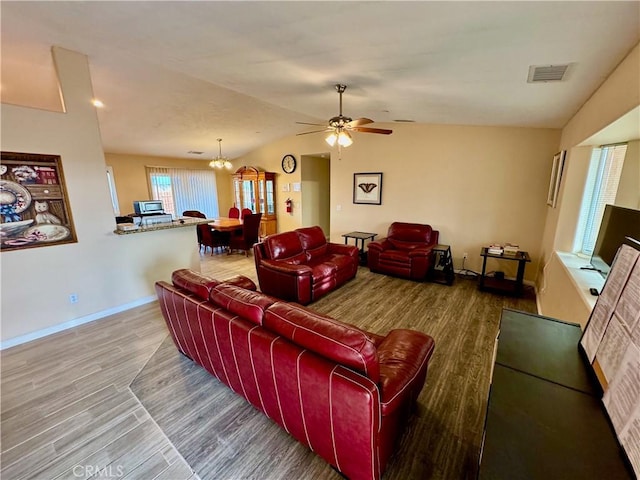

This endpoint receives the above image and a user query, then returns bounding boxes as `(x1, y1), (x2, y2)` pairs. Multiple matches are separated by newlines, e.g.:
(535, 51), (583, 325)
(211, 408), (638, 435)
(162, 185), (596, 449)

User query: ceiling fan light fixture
(325, 132), (338, 147)
(338, 130), (353, 147)
(210, 138), (232, 170)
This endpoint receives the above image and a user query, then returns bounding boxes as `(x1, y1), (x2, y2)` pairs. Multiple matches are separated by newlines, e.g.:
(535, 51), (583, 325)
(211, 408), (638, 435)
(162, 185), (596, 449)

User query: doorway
(300, 153), (331, 236)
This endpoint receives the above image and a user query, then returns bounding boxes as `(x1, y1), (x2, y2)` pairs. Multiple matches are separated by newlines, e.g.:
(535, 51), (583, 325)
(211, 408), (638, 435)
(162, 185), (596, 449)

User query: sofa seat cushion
(210, 284), (278, 325)
(322, 253), (357, 271)
(308, 259), (337, 282)
(264, 303), (380, 382)
(380, 250), (411, 265)
(388, 239), (426, 251)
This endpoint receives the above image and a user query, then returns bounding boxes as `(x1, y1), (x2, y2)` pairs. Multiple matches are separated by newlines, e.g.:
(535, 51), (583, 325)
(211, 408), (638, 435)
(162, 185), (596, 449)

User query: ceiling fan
(296, 84), (392, 147)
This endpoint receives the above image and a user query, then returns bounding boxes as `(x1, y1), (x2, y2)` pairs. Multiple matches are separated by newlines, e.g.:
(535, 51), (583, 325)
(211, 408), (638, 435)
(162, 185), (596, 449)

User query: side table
(479, 247), (531, 296)
(429, 244), (454, 285)
(342, 231), (377, 266)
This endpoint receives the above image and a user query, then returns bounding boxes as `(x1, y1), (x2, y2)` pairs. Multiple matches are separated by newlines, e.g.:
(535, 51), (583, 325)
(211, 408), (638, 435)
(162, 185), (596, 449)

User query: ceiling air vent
(527, 64), (570, 83)
(188, 151), (204, 155)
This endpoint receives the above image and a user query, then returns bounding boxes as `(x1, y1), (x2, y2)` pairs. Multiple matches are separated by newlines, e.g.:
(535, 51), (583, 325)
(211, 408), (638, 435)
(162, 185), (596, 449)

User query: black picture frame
(353, 172), (383, 205)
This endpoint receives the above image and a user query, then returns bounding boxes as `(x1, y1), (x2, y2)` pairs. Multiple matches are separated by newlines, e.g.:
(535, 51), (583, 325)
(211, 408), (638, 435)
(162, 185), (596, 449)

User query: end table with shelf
(429, 244), (455, 285)
(342, 231), (377, 266)
(479, 247), (530, 296)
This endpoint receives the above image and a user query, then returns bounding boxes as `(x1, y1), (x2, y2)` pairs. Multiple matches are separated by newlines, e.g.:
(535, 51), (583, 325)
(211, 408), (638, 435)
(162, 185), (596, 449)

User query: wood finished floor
(1, 250), (536, 480)
(137, 251), (537, 480)
(0, 303), (198, 480)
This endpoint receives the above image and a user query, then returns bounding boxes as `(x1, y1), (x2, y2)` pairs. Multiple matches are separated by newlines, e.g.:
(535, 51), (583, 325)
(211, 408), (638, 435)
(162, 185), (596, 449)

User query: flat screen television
(589, 204), (640, 278)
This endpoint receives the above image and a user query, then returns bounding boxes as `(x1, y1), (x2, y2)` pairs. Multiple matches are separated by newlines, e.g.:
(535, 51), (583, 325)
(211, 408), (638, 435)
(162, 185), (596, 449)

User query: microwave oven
(133, 200), (164, 215)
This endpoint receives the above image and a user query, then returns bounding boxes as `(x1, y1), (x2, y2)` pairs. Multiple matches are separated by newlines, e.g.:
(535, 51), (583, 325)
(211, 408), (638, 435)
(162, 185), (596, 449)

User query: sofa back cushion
(264, 303), (380, 382)
(264, 231), (307, 264)
(209, 284), (278, 325)
(296, 226), (329, 261)
(388, 222), (433, 249)
(172, 269), (219, 300)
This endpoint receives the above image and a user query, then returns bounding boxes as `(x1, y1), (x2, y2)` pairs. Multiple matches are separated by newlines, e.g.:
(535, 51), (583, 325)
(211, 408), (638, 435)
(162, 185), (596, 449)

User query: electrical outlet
(463, 252), (468, 259)
(69, 293), (78, 304)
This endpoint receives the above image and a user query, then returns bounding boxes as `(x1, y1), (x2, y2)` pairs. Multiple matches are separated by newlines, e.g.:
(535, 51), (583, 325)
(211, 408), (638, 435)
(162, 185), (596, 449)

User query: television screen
(590, 204), (640, 278)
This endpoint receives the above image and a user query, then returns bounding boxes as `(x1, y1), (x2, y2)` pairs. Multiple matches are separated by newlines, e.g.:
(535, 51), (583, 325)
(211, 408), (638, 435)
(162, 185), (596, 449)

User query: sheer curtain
(146, 166), (220, 219)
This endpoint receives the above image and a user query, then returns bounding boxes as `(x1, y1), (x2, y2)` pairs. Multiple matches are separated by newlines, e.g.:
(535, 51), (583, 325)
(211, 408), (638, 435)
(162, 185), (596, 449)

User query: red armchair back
(368, 222), (439, 280)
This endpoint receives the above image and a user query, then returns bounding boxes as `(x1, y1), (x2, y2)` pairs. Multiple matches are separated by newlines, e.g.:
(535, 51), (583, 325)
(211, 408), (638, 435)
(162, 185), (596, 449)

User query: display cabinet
(232, 166), (277, 237)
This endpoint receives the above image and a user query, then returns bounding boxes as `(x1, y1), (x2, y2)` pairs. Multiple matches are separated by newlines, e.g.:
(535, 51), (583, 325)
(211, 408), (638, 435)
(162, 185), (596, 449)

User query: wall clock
(281, 154), (297, 174)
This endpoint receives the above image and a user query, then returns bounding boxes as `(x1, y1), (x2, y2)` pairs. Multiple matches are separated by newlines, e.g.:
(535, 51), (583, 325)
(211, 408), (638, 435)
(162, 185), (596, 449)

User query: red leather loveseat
(253, 226), (359, 305)
(156, 269), (435, 480)
(368, 222), (439, 281)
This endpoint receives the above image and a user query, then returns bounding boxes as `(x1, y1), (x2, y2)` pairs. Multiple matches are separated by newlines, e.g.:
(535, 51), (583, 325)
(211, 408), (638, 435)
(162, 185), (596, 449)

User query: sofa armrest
(260, 259), (313, 276)
(327, 242), (359, 258)
(367, 238), (392, 252)
(376, 329), (435, 416)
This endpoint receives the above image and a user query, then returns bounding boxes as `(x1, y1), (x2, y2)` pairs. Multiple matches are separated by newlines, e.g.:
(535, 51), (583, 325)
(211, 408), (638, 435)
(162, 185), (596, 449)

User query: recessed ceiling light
(92, 99), (104, 108)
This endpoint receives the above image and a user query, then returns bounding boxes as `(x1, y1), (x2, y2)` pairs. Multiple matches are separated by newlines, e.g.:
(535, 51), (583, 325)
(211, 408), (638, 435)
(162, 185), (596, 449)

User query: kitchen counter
(113, 217), (208, 235)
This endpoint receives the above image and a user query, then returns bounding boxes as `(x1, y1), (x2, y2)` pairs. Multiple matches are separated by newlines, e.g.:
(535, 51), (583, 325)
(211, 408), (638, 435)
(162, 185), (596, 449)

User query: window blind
(146, 166), (220, 219)
(576, 144), (627, 255)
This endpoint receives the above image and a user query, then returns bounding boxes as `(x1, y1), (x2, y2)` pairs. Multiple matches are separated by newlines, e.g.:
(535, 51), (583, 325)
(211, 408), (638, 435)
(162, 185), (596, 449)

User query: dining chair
(197, 224), (215, 254)
(228, 213), (262, 256)
(241, 208), (252, 219)
(228, 206), (240, 219)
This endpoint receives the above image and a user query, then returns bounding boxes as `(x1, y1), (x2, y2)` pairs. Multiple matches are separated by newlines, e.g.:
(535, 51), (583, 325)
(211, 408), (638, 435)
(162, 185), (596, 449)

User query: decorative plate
(0, 219), (34, 238)
(24, 224), (70, 242)
(0, 180), (32, 213)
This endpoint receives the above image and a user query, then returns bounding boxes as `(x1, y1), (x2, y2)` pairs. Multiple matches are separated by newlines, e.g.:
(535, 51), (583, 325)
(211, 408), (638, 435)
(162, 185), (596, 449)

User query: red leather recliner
(253, 226), (359, 305)
(368, 222), (439, 280)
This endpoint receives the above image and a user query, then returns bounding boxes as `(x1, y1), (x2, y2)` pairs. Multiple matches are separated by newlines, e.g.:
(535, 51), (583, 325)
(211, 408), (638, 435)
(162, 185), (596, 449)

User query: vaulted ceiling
(2, 1), (639, 160)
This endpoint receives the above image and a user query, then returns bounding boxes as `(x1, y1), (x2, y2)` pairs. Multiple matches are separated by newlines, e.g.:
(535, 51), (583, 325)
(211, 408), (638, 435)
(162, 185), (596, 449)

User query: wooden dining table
(208, 217), (242, 232)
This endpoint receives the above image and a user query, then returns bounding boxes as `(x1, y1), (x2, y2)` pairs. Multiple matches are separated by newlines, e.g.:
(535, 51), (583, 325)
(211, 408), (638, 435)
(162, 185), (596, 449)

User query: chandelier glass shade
(209, 138), (233, 169)
(325, 129), (353, 148)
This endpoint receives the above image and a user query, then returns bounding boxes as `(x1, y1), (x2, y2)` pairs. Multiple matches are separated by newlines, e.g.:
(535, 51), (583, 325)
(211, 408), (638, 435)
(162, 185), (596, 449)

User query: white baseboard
(1, 295), (157, 350)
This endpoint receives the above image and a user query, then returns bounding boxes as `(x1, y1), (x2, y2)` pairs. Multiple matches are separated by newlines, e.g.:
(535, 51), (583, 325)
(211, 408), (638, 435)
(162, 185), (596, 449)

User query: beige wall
(616, 140), (640, 209)
(105, 152), (231, 217)
(537, 42), (640, 325)
(301, 154), (330, 234)
(234, 124), (560, 282)
(1, 47), (199, 345)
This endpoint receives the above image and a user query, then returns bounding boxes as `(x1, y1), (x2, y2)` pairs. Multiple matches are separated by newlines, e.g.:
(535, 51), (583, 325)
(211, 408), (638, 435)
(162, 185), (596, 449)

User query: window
(575, 144), (627, 255)
(146, 166), (219, 218)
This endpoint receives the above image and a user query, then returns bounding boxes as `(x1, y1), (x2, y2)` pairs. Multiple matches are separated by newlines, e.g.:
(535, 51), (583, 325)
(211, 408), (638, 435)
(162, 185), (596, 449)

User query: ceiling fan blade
(351, 126), (393, 135)
(296, 129), (330, 136)
(346, 118), (374, 128)
(296, 121), (328, 127)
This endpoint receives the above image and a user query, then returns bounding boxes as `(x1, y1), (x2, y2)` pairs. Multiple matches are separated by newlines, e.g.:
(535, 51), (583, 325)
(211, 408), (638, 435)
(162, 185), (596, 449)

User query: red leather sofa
(253, 226), (359, 305)
(368, 222), (439, 280)
(156, 269), (435, 480)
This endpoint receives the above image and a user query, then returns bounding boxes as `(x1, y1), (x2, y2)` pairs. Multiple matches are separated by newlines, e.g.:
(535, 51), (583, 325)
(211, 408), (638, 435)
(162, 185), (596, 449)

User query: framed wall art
(547, 150), (566, 208)
(1, 151), (77, 251)
(353, 172), (383, 205)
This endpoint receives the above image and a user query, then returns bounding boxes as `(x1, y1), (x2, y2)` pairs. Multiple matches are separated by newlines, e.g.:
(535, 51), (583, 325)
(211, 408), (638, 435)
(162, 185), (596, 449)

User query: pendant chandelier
(209, 138), (232, 169)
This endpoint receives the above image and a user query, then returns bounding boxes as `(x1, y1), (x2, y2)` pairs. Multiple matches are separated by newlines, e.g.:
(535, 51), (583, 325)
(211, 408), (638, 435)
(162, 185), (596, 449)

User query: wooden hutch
(232, 166), (277, 237)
